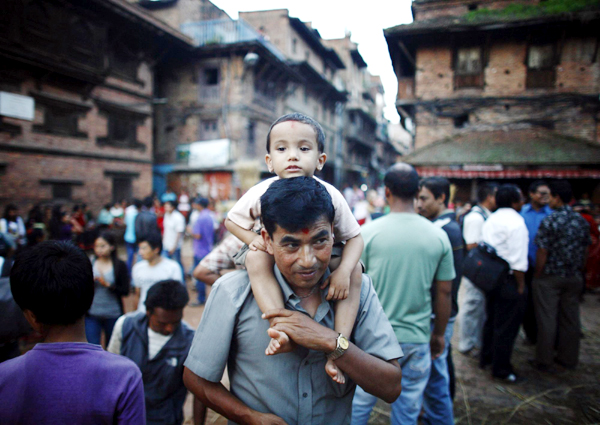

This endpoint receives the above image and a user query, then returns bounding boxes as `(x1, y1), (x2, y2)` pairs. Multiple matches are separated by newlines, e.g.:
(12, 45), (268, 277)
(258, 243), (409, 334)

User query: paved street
(169, 242), (600, 425)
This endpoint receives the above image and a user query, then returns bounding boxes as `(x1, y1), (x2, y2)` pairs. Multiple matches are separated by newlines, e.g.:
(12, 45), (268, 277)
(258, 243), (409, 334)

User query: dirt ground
(170, 242), (600, 424)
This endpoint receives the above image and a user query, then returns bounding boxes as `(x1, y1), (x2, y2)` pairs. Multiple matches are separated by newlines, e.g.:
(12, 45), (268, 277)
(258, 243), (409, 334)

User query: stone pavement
(177, 241), (600, 424)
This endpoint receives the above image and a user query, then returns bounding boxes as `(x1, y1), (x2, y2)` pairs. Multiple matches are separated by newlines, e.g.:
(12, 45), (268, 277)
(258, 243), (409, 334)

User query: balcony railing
(181, 19), (286, 61)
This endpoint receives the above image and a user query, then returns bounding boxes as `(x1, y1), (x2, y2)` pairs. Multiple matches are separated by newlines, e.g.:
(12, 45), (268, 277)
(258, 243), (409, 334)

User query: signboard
(0, 92), (35, 121)
(189, 139), (230, 168)
(463, 164), (503, 172)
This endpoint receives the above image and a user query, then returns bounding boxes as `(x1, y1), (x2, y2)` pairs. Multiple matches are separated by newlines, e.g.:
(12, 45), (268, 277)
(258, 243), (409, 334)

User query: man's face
(138, 241), (160, 261)
(487, 191), (497, 211)
(147, 307), (183, 336)
(530, 185), (550, 207)
(265, 121), (326, 179)
(416, 187), (444, 220)
(262, 216), (333, 291)
(164, 202), (174, 213)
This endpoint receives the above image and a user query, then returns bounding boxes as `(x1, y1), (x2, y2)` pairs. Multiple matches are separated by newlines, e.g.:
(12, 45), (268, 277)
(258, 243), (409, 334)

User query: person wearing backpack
(457, 183), (497, 357)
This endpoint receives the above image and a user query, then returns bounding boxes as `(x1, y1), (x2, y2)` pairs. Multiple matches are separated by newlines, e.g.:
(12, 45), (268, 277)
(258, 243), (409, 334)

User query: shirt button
(303, 392), (308, 398)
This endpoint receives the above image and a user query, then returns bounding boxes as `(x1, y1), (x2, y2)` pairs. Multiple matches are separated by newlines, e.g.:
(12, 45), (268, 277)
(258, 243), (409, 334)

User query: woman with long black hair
(86, 231), (130, 347)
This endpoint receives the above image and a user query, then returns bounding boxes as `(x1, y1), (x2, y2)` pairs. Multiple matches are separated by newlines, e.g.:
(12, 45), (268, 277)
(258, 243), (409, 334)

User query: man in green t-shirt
(351, 164), (455, 425)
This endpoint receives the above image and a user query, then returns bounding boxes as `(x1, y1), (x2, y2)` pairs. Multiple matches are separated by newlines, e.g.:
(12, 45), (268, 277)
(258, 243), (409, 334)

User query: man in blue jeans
(188, 198), (214, 305)
(417, 177), (465, 424)
(352, 164), (455, 425)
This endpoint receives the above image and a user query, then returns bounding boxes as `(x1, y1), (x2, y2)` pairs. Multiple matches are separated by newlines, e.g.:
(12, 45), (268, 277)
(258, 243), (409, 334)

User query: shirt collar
(274, 265), (332, 322)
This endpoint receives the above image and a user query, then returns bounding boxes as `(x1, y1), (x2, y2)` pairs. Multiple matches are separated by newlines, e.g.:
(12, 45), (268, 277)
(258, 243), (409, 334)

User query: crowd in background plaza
(0, 166), (598, 424)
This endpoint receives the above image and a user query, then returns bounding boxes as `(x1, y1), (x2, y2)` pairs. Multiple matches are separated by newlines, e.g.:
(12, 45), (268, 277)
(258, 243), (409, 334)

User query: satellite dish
(244, 52), (260, 67)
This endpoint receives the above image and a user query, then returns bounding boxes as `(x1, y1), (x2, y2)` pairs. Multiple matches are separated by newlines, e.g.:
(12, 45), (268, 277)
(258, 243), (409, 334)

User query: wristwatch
(327, 333), (349, 360)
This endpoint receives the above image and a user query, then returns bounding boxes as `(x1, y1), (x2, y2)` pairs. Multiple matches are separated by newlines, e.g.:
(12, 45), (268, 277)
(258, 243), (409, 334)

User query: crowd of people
(0, 112), (598, 425)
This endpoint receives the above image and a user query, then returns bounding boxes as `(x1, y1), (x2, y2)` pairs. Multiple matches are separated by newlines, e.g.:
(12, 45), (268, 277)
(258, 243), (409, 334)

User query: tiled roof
(403, 128), (600, 166)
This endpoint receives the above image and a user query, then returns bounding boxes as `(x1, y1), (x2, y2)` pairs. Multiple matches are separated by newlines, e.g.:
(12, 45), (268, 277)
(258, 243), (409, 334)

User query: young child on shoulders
(225, 113), (364, 384)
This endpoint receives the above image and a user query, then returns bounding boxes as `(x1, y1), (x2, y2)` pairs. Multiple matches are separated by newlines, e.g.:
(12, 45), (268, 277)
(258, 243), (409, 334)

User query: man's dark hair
(528, 180), (549, 195)
(197, 197), (209, 208)
(138, 232), (162, 253)
(164, 200), (178, 209)
(261, 177), (334, 237)
(384, 164), (419, 200)
(550, 180), (573, 204)
(419, 177), (450, 206)
(10, 241), (94, 325)
(477, 182), (498, 204)
(133, 199), (142, 209)
(266, 112), (325, 153)
(145, 280), (189, 313)
(143, 196), (154, 209)
(495, 184), (522, 209)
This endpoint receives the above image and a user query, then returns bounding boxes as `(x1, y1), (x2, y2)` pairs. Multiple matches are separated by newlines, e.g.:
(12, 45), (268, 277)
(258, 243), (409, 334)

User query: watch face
(339, 336), (349, 350)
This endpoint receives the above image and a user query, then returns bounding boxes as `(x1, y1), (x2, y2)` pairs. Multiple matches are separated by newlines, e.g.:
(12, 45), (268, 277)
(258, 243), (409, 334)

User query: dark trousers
(480, 275), (526, 378)
(533, 274), (582, 368)
(522, 266), (538, 344)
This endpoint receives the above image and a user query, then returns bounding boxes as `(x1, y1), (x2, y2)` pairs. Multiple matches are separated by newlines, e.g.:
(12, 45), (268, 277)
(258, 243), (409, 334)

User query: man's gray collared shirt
(184, 267), (402, 425)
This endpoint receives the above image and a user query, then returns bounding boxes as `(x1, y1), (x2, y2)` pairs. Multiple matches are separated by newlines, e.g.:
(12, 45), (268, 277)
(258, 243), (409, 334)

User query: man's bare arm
(264, 309), (402, 403)
(183, 368), (287, 425)
(431, 280), (452, 359)
(193, 395), (206, 425)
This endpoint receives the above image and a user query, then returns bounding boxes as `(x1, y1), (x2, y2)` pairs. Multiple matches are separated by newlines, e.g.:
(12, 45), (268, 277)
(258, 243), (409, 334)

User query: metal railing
(181, 19), (286, 61)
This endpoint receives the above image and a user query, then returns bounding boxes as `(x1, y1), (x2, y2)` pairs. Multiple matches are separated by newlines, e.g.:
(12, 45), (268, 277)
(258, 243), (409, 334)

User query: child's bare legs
(246, 249), (293, 355)
(325, 260), (363, 384)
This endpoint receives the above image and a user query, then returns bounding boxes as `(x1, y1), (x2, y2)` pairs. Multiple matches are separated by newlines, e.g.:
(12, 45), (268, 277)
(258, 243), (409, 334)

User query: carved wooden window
(97, 103), (146, 150)
(52, 183), (72, 200)
(454, 47), (484, 89)
(201, 68), (220, 100)
(23, 1), (55, 51)
(69, 19), (97, 66)
(526, 44), (556, 89)
(110, 42), (139, 82)
(33, 104), (86, 138)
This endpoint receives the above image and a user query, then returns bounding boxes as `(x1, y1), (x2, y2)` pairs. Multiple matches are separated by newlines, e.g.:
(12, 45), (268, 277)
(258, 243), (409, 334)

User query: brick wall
(410, 38), (600, 148)
(412, 0), (539, 21)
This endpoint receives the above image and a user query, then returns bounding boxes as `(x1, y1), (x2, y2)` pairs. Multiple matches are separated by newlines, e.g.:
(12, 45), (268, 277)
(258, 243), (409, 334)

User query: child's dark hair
(265, 113), (325, 153)
(145, 280), (189, 313)
(138, 232), (162, 253)
(10, 241), (94, 325)
(261, 176), (334, 237)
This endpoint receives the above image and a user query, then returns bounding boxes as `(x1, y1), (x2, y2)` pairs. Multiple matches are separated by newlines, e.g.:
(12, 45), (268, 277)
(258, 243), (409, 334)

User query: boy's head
(138, 233), (162, 261)
(145, 280), (189, 336)
(265, 113), (327, 179)
(10, 241), (94, 327)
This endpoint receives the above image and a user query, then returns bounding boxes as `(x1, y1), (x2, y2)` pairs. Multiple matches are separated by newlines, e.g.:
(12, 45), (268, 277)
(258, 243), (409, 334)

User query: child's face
(265, 121), (326, 179)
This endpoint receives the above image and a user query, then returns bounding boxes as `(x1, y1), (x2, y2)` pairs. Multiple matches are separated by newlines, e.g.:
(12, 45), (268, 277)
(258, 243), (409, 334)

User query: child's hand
(249, 235), (267, 252)
(321, 268), (350, 301)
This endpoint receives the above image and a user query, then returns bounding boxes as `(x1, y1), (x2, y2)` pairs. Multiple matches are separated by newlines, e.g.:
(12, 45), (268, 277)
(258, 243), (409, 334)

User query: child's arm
(225, 218), (263, 248)
(324, 234), (364, 300)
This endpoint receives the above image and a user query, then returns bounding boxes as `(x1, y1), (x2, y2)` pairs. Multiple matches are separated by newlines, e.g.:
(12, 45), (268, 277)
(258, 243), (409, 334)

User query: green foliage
(465, 0), (600, 22)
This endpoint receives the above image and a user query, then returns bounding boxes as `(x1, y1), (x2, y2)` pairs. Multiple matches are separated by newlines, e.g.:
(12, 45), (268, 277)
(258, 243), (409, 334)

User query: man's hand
(249, 235), (267, 252)
(430, 333), (445, 359)
(321, 268), (350, 301)
(95, 276), (110, 288)
(262, 309), (337, 353)
(169, 248), (176, 256)
(248, 412), (288, 425)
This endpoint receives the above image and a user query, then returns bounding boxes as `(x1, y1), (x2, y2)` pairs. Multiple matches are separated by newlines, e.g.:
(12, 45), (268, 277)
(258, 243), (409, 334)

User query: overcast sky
(210, 0), (414, 123)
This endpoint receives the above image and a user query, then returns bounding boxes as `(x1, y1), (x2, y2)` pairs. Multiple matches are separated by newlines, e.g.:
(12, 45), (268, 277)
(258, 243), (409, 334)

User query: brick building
(324, 35), (398, 188)
(385, 0), (600, 202)
(0, 0), (193, 214)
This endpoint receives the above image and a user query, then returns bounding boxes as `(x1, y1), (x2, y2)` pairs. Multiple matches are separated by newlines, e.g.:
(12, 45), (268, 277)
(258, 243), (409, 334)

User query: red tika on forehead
(301, 228), (309, 234)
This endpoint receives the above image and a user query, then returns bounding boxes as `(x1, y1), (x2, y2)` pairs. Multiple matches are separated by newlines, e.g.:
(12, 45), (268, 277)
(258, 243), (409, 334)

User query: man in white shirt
(480, 184), (528, 383)
(132, 234), (183, 313)
(458, 183), (497, 356)
(162, 200), (186, 275)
